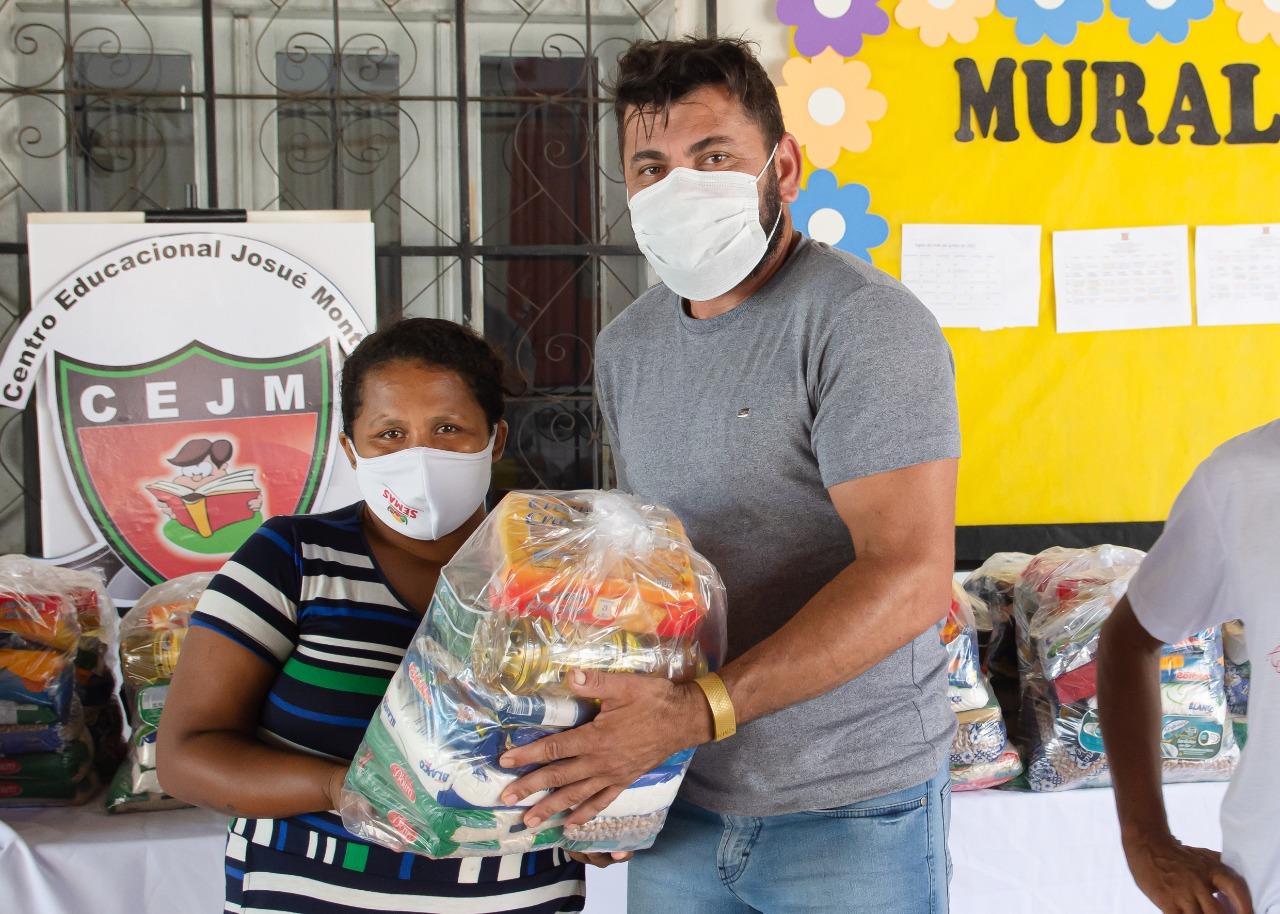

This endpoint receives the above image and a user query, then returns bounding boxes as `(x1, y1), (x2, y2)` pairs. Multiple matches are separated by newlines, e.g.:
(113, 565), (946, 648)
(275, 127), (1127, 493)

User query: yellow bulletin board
(771, 1), (1280, 550)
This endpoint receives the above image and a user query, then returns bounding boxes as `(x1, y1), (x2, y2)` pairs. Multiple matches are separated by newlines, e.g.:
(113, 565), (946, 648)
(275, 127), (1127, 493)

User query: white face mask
(352, 437), (494, 541)
(628, 144), (782, 302)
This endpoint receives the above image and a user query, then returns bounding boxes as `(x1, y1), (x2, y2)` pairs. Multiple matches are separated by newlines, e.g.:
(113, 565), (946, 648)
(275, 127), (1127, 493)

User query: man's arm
(720, 457), (955, 724)
(1097, 598), (1252, 914)
(496, 457), (957, 827)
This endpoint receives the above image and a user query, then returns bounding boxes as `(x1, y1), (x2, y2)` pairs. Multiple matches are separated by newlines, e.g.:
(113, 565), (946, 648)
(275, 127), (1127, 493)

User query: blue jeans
(628, 766), (951, 914)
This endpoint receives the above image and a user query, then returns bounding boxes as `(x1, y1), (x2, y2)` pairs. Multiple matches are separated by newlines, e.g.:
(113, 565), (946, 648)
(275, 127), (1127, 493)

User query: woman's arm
(156, 627), (346, 818)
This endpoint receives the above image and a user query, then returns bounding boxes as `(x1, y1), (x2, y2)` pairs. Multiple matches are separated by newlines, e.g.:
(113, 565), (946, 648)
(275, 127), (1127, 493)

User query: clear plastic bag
(943, 581), (1021, 790)
(0, 559), (82, 726)
(341, 490), (728, 858)
(48, 565), (121, 709)
(963, 553), (1031, 683)
(106, 571), (211, 813)
(1014, 546), (1238, 791)
(942, 581), (988, 713)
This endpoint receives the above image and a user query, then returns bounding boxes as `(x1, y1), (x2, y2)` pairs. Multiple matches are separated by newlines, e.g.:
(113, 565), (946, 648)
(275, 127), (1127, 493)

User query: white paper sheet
(1052, 226), (1192, 334)
(1195, 224), (1280, 326)
(900, 224), (1042, 330)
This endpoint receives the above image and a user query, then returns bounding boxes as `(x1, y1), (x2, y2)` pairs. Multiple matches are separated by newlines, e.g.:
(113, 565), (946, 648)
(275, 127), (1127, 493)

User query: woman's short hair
(339, 318), (507, 435)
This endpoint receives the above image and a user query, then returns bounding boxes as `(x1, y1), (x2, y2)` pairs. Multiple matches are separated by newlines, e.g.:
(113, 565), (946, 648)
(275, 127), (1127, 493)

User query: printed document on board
(901, 223), (1042, 331)
(1052, 226), (1192, 334)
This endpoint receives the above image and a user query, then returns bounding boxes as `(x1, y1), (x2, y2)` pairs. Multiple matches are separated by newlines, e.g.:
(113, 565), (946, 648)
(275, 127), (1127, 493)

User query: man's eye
(437, 424), (460, 434)
(378, 429), (403, 440)
(706, 154), (728, 165)
(640, 165), (662, 177)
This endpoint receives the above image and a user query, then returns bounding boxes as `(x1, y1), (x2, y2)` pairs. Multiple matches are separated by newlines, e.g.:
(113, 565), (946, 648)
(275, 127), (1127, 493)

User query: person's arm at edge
(1098, 598), (1252, 914)
(156, 626), (347, 818)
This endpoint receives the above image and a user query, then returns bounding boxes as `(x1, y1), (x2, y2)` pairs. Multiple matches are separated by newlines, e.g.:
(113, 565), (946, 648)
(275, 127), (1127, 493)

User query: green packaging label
(1159, 717), (1223, 761)
(1079, 709), (1223, 760)
(136, 684), (169, 727)
(425, 573), (484, 661)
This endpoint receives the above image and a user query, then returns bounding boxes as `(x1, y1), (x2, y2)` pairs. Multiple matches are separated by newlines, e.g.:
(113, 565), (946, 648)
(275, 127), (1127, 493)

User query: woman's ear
(492, 420), (509, 462)
(339, 432), (358, 470)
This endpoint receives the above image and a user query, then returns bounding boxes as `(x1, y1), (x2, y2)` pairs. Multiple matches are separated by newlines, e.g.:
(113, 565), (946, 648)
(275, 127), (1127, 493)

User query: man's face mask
(628, 144), (782, 302)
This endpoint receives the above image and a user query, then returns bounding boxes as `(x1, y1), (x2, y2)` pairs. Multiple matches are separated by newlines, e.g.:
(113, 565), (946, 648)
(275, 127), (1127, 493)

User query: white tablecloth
(0, 782), (1228, 914)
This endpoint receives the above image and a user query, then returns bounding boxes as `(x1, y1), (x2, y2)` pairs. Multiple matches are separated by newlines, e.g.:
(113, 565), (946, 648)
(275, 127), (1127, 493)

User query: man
(497, 37), (960, 912)
(1099, 422), (1278, 914)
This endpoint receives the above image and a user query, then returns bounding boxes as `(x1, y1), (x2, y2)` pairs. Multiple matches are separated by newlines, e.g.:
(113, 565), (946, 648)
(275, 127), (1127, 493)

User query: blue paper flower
(791, 170), (889, 262)
(996, 0), (1104, 44)
(1110, 0), (1213, 43)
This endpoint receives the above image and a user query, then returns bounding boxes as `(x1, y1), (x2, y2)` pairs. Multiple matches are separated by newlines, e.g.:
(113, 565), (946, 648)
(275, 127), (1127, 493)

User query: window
(0, 1), (713, 551)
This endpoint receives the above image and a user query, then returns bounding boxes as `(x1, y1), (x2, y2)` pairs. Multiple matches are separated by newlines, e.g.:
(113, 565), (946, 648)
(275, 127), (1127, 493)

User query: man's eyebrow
(687, 134), (738, 155)
(630, 148), (666, 164)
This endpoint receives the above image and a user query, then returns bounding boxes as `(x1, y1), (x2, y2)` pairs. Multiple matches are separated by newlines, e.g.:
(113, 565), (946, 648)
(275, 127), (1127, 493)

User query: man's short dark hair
(610, 37), (784, 159)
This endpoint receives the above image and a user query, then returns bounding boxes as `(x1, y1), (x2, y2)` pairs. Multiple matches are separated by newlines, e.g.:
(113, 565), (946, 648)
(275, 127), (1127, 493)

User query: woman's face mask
(627, 144), (781, 302)
(351, 437), (494, 542)
(344, 362), (501, 542)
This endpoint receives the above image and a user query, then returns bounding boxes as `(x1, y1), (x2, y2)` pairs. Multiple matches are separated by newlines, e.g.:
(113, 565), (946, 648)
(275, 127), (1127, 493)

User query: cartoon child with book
(147, 439), (263, 546)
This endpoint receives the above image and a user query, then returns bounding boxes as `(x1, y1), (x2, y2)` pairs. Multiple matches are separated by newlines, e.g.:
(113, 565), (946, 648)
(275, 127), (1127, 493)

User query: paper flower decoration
(1109, 0), (1213, 42)
(894, 0), (996, 46)
(1226, 0), (1280, 43)
(776, 51), (888, 168)
(995, 0), (1104, 44)
(790, 170), (889, 262)
(776, 0), (891, 57)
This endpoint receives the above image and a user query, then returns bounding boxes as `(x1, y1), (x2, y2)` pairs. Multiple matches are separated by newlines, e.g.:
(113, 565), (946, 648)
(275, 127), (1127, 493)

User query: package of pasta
(0, 726), (98, 807)
(340, 490), (728, 858)
(106, 571), (211, 813)
(951, 747), (1023, 792)
(1014, 546), (1238, 792)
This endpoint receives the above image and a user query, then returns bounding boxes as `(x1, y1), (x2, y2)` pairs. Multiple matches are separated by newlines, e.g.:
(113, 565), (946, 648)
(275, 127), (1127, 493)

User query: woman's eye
(437, 424), (460, 435)
(378, 429), (403, 440)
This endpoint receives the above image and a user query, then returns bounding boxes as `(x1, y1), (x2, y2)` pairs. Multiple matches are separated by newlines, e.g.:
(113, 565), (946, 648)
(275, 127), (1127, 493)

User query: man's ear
(339, 432), (358, 470)
(776, 132), (803, 205)
(492, 420), (509, 462)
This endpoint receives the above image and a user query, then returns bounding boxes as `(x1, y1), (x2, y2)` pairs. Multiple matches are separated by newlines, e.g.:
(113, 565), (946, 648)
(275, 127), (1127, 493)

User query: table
(0, 782), (1229, 914)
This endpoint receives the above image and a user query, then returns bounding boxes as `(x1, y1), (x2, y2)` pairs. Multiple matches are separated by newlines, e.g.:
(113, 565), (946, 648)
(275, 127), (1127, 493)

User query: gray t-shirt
(595, 236), (961, 816)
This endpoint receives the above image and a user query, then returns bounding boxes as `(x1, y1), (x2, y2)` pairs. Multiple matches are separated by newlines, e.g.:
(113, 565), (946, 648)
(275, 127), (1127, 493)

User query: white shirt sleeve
(1125, 468), (1231, 644)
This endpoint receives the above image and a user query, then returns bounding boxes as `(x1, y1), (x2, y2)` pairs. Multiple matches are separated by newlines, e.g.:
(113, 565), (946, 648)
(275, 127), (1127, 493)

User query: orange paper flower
(1227, 0), (1280, 44)
(777, 50), (888, 168)
(894, 0), (995, 46)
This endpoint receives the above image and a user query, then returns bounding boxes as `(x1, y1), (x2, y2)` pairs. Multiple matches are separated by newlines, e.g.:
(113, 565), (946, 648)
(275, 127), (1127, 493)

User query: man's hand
(567, 851), (634, 868)
(498, 669), (712, 828)
(1125, 834), (1253, 914)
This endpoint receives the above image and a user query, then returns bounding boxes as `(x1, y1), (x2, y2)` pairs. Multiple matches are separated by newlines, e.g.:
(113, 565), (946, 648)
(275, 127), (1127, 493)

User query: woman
(158, 318), (586, 913)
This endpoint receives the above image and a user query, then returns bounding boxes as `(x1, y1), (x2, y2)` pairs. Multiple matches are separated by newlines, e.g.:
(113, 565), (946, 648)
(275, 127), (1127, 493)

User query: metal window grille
(0, 1), (716, 553)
